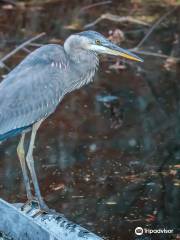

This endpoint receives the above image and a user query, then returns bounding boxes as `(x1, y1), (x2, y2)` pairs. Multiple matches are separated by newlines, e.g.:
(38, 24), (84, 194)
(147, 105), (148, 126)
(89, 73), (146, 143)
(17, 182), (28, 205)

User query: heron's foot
(21, 198), (55, 217)
(32, 202), (56, 218)
(21, 198), (37, 212)
(21, 197), (47, 212)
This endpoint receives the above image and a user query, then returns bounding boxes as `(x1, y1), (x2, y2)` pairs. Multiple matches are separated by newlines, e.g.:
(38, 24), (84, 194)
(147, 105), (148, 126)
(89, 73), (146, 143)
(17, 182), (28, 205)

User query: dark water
(0, 1), (180, 240)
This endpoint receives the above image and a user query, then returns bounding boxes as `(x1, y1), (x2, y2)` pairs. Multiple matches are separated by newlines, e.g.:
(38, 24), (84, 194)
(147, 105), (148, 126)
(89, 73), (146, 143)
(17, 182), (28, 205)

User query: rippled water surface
(0, 1), (180, 240)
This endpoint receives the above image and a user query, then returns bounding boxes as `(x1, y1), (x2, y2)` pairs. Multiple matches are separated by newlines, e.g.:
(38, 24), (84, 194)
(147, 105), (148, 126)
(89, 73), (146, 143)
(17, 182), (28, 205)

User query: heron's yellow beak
(105, 48), (143, 62)
(90, 42), (143, 62)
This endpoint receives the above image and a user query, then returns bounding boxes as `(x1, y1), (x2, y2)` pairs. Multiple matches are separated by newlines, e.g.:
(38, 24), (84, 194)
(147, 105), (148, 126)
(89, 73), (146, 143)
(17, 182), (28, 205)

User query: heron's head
(64, 30), (143, 62)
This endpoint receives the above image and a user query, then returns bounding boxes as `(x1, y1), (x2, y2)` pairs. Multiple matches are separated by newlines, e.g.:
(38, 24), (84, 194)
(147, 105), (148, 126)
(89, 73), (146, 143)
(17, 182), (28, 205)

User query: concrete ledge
(0, 199), (103, 240)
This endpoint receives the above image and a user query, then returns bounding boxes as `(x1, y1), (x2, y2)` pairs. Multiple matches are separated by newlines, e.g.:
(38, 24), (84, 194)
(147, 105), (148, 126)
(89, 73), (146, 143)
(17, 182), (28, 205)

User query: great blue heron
(0, 31), (143, 212)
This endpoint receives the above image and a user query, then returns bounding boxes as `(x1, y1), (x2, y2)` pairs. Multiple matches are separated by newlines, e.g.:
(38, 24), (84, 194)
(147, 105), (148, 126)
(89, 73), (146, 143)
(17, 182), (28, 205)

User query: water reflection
(0, 1), (180, 240)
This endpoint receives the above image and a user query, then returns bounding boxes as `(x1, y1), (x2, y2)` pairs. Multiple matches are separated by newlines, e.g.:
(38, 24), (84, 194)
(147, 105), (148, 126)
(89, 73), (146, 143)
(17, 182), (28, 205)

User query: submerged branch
(130, 7), (179, 61)
(84, 13), (150, 29)
(80, 1), (112, 12)
(130, 49), (180, 61)
(135, 6), (178, 49)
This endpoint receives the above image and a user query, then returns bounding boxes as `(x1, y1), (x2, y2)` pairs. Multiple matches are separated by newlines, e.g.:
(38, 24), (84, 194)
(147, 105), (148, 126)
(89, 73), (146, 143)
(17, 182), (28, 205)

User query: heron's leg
(26, 120), (48, 210)
(17, 133), (32, 200)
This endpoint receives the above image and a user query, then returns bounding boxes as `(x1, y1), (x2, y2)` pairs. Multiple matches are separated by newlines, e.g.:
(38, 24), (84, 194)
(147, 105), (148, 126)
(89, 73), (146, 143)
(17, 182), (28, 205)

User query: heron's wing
(0, 44), (68, 135)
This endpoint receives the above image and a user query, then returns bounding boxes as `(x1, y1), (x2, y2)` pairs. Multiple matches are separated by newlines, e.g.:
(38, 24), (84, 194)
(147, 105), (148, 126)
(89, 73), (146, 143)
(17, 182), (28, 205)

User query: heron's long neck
(65, 49), (99, 92)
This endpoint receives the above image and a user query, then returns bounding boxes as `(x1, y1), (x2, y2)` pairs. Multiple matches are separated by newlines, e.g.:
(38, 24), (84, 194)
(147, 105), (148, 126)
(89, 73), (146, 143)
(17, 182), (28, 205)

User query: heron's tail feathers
(0, 126), (31, 142)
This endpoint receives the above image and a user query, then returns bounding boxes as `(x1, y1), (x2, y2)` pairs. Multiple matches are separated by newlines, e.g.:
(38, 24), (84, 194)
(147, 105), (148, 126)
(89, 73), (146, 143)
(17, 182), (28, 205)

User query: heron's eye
(95, 40), (101, 45)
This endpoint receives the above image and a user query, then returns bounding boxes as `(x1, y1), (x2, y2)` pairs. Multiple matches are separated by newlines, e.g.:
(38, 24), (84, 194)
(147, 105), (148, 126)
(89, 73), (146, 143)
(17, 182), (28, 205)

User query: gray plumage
(0, 42), (98, 135)
(0, 30), (142, 211)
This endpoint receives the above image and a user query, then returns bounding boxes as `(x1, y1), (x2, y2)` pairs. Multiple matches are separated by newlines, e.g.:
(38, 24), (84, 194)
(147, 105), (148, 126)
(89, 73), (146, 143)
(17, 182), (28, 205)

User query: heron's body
(0, 44), (98, 140)
(0, 31), (142, 212)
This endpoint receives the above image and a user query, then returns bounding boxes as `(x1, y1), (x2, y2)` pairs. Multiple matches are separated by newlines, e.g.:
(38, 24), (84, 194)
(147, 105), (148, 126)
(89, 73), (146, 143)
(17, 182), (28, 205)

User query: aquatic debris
(96, 94), (119, 103)
(106, 201), (117, 205)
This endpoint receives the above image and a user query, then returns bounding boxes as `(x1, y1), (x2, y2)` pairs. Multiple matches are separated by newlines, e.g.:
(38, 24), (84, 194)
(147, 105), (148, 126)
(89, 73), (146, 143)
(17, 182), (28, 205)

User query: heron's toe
(21, 197), (39, 212)
(32, 205), (55, 218)
(21, 198), (55, 217)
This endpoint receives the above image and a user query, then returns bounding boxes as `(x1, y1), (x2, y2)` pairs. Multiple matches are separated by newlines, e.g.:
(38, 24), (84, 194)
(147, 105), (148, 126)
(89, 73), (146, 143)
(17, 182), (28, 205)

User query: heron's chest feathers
(67, 51), (99, 92)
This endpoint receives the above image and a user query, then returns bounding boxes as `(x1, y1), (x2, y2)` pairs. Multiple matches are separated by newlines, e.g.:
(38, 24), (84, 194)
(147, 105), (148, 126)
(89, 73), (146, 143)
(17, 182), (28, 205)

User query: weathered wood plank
(0, 199), (103, 240)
